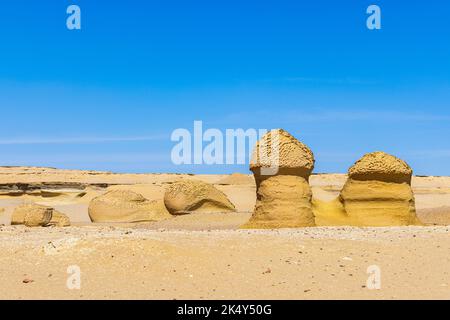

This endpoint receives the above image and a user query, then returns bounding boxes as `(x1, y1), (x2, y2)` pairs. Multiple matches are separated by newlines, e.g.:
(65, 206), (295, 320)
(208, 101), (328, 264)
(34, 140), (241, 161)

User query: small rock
(262, 268), (272, 274)
(342, 256), (353, 261)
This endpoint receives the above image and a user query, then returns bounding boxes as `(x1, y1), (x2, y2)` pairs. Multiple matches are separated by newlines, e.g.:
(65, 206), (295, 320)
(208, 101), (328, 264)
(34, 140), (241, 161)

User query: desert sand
(0, 166), (449, 299)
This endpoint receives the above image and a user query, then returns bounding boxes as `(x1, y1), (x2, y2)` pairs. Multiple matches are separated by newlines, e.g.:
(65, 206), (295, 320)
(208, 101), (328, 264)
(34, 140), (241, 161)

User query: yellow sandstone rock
(11, 203), (71, 227)
(12, 204), (52, 227)
(313, 152), (421, 227)
(89, 189), (171, 223)
(164, 179), (236, 215)
(243, 129), (316, 228)
(49, 210), (71, 227)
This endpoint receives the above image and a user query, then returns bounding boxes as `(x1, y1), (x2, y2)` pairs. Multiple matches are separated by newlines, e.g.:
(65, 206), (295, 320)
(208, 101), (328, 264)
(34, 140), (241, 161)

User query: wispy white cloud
(0, 135), (167, 145)
(280, 77), (378, 85)
(293, 110), (450, 122)
(0, 152), (169, 163)
(223, 110), (450, 123)
(259, 76), (379, 85)
(400, 149), (450, 159)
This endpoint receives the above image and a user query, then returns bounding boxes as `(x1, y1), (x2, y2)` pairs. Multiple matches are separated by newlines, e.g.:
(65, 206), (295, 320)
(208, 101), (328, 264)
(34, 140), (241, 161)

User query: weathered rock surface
(164, 180), (236, 215)
(338, 152), (420, 226)
(244, 129), (316, 228)
(11, 204), (59, 227)
(89, 190), (171, 223)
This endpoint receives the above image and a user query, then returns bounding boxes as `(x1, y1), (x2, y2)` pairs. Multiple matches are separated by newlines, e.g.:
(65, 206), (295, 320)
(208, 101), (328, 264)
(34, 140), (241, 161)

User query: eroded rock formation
(338, 152), (420, 226)
(243, 129), (316, 228)
(11, 203), (71, 227)
(164, 179), (236, 215)
(89, 189), (170, 223)
(50, 211), (71, 227)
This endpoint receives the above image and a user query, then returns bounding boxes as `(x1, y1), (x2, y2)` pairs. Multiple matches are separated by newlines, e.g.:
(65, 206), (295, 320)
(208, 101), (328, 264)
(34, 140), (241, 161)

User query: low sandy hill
(215, 173), (254, 185)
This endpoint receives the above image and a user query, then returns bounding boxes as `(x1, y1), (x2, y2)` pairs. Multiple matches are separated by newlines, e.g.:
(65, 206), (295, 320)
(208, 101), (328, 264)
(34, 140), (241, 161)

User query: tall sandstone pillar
(242, 129), (316, 228)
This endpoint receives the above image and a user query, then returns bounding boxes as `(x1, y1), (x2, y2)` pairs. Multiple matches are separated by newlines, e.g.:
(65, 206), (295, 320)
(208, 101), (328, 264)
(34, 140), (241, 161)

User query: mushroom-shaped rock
(12, 204), (53, 227)
(164, 180), (236, 215)
(89, 190), (171, 223)
(339, 151), (420, 226)
(243, 129), (316, 228)
(250, 129), (314, 181)
(348, 151), (413, 184)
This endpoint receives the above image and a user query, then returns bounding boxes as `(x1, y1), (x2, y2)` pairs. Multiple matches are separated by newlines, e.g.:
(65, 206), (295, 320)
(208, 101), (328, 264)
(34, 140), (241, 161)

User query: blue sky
(0, 0), (449, 175)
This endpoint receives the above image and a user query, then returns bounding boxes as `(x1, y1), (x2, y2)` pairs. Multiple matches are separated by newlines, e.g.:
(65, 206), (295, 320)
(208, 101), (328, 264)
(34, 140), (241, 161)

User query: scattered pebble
(262, 268), (272, 274)
(342, 257), (353, 261)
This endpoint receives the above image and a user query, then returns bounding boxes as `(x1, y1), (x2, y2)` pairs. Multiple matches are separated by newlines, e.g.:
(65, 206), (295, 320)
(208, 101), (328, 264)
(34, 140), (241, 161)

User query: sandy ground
(0, 167), (449, 299)
(0, 225), (449, 300)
